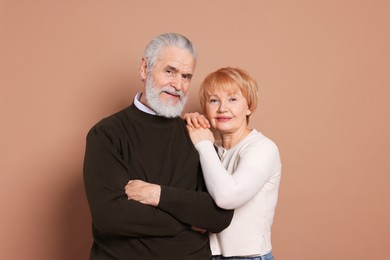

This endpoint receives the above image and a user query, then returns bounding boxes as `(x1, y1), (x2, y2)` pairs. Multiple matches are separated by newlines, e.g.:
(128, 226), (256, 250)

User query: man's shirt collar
(134, 92), (156, 115)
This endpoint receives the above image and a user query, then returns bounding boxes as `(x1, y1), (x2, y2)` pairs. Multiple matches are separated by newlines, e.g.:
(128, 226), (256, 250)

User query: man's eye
(182, 74), (192, 81)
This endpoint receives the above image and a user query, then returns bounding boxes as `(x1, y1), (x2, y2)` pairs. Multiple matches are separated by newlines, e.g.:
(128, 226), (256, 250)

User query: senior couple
(83, 33), (281, 260)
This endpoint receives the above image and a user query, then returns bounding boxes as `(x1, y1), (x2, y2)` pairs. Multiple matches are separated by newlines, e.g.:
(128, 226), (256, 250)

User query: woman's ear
(246, 107), (252, 116)
(139, 57), (148, 80)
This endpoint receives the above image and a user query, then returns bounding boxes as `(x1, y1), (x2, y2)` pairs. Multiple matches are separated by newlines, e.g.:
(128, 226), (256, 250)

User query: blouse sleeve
(194, 138), (281, 210)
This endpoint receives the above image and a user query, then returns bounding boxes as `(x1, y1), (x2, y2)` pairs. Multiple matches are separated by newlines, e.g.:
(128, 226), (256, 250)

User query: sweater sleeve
(83, 125), (186, 237)
(194, 139), (281, 210)
(158, 174), (234, 233)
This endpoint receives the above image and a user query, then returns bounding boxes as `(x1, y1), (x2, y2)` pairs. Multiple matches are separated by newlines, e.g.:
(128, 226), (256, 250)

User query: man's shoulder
(88, 104), (134, 133)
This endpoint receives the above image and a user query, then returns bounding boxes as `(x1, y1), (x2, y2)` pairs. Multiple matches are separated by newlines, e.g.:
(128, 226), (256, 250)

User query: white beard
(144, 76), (187, 118)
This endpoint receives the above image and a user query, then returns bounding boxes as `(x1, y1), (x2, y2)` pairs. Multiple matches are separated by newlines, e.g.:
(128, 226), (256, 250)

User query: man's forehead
(158, 47), (195, 71)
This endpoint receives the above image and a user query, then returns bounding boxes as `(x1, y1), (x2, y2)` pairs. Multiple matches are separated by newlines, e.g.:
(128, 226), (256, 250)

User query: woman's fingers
(183, 112), (210, 128)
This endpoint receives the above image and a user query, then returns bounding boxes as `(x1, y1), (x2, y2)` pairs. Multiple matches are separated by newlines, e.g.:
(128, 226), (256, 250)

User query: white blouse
(194, 129), (282, 257)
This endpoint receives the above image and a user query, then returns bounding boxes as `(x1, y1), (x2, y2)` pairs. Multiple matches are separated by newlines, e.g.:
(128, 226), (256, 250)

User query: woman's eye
(209, 99), (219, 103)
(229, 98), (237, 102)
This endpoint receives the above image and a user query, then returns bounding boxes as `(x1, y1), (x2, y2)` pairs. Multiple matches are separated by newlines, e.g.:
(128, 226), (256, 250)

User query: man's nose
(170, 74), (183, 90)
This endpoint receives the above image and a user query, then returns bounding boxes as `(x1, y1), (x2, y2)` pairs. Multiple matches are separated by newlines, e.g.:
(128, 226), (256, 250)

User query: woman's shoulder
(243, 129), (279, 151)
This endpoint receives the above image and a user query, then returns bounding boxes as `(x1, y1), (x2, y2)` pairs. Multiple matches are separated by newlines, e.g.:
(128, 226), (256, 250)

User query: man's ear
(139, 57), (148, 80)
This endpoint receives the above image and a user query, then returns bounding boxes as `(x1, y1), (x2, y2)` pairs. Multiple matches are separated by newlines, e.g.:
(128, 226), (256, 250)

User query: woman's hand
(125, 180), (161, 207)
(183, 112), (210, 128)
(186, 125), (215, 145)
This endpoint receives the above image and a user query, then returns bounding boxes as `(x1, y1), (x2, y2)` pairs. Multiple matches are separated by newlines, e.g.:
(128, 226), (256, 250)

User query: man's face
(141, 46), (195, 118)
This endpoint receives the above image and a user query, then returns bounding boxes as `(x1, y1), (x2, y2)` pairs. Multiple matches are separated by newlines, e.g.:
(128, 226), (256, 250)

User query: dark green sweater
(83, 104), (233, 260)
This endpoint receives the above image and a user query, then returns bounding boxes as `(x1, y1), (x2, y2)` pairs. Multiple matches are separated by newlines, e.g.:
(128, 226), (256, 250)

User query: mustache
(160, 86), (184, 98)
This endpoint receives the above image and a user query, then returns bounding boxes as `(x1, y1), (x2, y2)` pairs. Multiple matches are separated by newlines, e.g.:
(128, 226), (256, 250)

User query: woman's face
(205, 85), (252, 135)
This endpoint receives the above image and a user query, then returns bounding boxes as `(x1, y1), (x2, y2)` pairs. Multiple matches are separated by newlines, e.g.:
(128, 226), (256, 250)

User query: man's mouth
(162, 91), (181, 99)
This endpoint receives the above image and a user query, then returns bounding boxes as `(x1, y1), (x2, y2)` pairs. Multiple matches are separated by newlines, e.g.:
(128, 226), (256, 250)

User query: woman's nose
(218, 101), (227, 112)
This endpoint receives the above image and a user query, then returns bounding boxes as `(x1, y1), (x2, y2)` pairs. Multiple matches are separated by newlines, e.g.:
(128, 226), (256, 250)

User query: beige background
(1, 1), (389, 259)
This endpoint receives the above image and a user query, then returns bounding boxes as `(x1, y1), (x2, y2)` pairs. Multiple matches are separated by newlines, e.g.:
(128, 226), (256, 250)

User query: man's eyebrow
(165, 65), (192, 78)
(165, 65), (179, 72)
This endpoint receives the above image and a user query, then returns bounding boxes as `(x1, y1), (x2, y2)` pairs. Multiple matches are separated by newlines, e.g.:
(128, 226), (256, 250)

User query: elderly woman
(184, 67), (281, 260)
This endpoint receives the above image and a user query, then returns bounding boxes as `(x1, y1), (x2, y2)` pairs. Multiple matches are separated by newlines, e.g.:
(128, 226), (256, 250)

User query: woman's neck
(220, 127), (251, 149)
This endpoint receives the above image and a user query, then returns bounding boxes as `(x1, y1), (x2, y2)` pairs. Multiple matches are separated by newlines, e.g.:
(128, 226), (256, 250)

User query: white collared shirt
(134, 92), (156, 115)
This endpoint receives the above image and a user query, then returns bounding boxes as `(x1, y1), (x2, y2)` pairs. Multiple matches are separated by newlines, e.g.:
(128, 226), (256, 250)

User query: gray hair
(143, 33), (197, 71)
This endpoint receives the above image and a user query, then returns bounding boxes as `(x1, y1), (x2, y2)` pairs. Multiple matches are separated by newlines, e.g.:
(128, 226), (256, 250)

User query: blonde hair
(199, 67), (259, 115)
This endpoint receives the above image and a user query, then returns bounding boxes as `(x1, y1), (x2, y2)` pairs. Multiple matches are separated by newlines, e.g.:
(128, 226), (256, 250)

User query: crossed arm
(85, 120), (232, 237)
(125, 112), (212, 207)
(84, 126), (187, 237)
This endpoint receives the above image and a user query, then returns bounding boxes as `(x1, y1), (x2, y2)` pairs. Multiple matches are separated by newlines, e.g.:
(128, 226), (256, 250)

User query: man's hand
(125, 180), (161, 207)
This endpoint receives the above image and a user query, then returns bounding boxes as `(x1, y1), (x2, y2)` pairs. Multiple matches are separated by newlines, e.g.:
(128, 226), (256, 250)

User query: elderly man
(83, 33), (233, 260)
